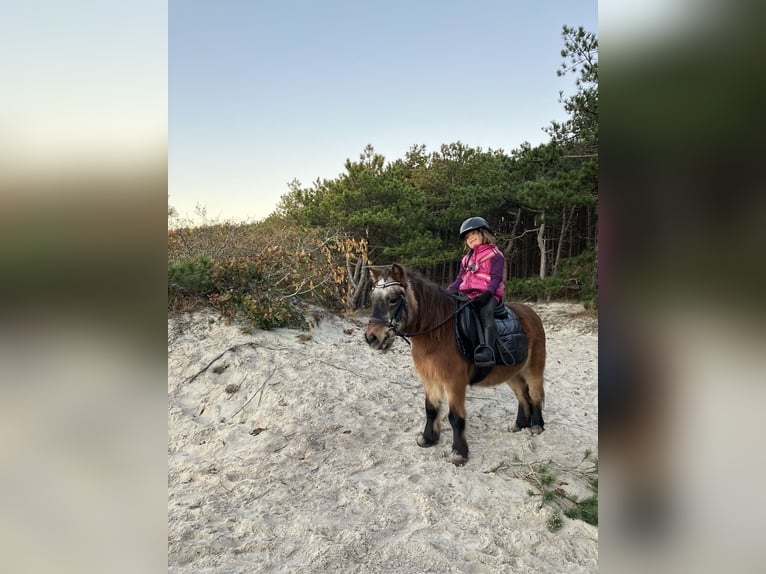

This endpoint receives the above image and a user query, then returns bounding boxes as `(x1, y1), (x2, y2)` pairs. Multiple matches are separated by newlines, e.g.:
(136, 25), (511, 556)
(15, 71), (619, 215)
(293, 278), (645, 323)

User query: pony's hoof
(530, 425), (544, 435)
(510, 424), (523, 433)
(451, 451), (468, 466)
(417, 434), (438, 448)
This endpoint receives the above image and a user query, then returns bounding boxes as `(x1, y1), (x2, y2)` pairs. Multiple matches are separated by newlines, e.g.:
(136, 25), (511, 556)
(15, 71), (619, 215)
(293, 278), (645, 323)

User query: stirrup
(473, 345), (495, 367)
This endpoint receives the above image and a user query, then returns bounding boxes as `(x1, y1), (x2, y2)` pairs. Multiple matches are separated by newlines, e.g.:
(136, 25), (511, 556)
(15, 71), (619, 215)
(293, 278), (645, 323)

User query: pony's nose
(364, 331), (377, 346)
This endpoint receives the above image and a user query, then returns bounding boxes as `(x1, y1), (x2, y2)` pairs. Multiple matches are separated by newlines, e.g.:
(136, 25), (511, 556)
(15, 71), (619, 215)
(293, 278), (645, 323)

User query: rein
(370, 280), (474, 344)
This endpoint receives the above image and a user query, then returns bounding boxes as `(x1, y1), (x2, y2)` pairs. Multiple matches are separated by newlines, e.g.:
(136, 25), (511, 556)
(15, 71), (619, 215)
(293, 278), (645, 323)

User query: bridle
(368, 280), (474, 345)
(368, 280), (411, 345)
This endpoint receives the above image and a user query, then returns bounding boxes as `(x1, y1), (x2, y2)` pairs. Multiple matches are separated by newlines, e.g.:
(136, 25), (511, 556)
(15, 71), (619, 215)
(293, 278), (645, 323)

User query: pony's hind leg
(508, 379), (531, 432)
(525, 370), (545, 434)
(508, 373), (545, 435)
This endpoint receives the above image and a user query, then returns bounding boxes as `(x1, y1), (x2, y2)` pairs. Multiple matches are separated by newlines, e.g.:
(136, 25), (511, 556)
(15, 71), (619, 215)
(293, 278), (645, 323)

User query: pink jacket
(449, 243), (505, 302)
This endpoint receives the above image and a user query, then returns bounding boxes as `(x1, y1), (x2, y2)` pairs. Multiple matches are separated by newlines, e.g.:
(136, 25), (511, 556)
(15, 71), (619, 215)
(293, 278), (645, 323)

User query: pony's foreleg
(416, 384), (443, 448)
(445, 383), (469, 466)
(416, 397), (441, 447)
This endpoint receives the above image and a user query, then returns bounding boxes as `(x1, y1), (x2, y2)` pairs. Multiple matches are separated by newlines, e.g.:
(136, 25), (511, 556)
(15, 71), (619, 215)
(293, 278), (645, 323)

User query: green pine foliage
(507, 450), (598, 531)
(565, 493), (598, 526)
(168, 256), (215, 297)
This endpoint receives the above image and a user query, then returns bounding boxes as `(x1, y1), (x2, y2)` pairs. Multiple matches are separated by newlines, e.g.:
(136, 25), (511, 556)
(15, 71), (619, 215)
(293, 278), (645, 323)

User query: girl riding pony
(447, 217), (505, 367)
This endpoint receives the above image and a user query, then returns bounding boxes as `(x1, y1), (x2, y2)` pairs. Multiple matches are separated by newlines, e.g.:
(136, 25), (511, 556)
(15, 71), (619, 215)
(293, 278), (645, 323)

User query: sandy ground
(168, 302), (598, 573)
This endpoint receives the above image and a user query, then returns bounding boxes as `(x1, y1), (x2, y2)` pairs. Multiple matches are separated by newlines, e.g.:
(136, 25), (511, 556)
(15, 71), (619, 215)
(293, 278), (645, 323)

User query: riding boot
(473, 297), (497, 367)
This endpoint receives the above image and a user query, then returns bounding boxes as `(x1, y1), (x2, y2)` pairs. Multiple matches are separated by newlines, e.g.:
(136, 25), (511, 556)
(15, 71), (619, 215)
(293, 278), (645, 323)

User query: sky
(169, 0), (598, 224)
(2, 1), (167, 176)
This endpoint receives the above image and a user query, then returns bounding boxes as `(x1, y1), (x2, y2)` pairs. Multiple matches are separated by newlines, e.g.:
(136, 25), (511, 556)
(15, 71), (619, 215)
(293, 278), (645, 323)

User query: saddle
(452, 294), (529, 384)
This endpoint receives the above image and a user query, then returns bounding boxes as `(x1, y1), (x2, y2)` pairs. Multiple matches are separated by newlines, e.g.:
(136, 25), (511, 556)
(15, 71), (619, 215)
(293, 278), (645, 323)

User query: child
(447, 217), (505, 367)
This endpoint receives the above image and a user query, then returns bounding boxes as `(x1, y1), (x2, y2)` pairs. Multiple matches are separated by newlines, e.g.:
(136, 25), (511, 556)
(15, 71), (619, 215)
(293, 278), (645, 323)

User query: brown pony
(364, 264), (546, 466)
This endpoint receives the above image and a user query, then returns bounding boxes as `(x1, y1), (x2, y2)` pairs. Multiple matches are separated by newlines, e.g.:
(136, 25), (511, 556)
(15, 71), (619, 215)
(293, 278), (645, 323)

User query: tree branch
(230, 365), (278, 418)
(182, 342), (258, 385)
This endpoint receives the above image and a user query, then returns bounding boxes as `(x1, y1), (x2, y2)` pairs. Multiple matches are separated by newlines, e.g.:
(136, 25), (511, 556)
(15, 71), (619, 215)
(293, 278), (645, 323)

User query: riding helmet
(459, 216), (491, 239)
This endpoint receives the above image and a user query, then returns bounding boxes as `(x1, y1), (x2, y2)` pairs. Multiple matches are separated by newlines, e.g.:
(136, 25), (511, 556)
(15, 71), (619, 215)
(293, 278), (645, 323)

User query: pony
(364, 264), (546, 466)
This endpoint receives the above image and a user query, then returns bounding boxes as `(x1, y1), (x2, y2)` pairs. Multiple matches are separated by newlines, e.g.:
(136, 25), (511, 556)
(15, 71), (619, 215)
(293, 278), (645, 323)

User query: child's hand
(472, 290), (493, 306)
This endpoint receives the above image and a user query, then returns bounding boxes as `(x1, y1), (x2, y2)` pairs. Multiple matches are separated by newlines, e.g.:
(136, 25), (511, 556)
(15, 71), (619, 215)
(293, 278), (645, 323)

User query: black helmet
(459, 216), (491, 239)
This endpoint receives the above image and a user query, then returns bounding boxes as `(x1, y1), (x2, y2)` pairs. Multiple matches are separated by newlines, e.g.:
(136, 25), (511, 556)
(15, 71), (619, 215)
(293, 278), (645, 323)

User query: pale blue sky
(169, 0), (598, 223)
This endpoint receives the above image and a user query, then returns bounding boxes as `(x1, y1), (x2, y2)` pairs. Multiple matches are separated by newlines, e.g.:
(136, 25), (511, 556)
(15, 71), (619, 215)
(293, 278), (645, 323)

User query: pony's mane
(403, 268), (455, 333)
(405, 269), (450, 299)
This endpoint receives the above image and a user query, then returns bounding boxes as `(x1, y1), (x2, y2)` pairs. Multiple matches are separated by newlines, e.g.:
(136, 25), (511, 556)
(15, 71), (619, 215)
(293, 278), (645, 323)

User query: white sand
(168, 302), (598, 573)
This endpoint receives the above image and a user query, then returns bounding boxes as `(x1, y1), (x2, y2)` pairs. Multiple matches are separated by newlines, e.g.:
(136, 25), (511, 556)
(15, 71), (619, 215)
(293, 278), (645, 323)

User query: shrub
(168, 219), (369, 329)
(240, 293), (306, 331)
(209, 258), (264, 294)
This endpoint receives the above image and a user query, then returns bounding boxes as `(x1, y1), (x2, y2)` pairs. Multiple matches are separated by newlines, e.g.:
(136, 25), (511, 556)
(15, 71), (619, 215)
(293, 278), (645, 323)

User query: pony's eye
(388, 296), (399, 305)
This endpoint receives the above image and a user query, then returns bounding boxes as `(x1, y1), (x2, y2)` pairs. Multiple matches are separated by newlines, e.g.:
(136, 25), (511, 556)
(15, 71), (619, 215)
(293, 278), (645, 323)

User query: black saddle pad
(452, 295), (529, 384)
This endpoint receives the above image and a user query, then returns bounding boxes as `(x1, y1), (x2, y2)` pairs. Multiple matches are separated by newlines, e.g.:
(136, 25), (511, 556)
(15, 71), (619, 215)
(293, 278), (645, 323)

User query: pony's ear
(391, 263), (406, 284)
(368, 266), (381, 282)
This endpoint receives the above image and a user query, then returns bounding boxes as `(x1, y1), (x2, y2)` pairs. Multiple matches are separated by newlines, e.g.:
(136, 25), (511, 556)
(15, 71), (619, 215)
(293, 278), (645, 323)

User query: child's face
(465, 230), (482, 249)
